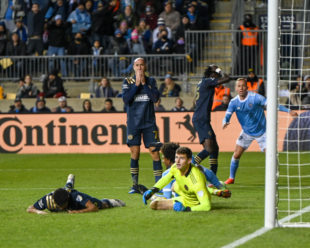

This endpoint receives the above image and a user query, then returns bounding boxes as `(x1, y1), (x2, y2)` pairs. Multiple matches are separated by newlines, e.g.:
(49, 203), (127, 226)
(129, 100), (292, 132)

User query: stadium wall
(0, 112), (296, 154)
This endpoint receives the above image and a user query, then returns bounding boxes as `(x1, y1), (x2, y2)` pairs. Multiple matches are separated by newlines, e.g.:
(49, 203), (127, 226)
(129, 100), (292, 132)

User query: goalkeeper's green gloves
(142, 187), (159, 205)
(173, 201), (191, 212)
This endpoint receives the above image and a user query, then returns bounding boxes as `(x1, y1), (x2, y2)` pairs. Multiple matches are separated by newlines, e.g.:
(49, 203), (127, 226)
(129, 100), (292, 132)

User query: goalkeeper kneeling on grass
(27, 174), (125, 215)
(143, 147), (226, 212)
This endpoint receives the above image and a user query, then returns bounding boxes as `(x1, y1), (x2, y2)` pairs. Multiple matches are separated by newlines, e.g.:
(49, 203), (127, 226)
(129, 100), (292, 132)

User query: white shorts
(236, 131), (266, 152)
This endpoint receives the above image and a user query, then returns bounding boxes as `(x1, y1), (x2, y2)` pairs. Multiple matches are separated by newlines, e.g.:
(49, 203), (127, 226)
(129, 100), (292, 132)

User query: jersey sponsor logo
(128, 134), (133, 140)
(197, 190), (204, 198)
(76, 195), (83, 202)
(134, 94), (150, 102)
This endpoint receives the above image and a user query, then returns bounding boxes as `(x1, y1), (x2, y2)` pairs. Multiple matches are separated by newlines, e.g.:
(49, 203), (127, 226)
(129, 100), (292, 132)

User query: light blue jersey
(223, 92), (267, 137)
(162, 169), (175, 199)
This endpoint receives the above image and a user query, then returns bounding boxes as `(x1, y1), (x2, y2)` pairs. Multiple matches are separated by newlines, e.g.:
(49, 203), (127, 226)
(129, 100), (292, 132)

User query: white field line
(221, 205), (310, 248)
(0, 166), (266, 172)
(0, 186), (128, 191)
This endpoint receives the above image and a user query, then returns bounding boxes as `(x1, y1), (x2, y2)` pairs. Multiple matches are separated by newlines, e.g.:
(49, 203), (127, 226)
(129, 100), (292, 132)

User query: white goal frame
(265, 0), (310, 228)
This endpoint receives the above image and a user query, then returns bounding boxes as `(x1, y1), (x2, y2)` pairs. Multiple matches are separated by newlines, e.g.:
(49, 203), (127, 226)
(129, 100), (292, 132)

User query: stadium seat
(6, 93), (16, 100)
(80, 93), (92, 99)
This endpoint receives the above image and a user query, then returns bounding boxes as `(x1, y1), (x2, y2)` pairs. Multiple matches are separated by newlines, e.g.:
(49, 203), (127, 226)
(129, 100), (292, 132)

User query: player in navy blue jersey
(122, 58), (162, 194)
(27, 174), (125, 214)
(192, 65), (230, 175)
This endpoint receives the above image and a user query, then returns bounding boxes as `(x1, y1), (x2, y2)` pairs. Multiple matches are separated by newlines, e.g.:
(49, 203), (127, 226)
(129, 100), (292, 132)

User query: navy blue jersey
(122, 76), (160, 129)
(192, 77), (218, 124)
(33, 189), (104, 212)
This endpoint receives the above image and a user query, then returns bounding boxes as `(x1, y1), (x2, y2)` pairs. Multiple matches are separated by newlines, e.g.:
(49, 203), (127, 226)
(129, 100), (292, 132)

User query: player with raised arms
(192, 65), (230, 175)
(223, 78), (298, 184)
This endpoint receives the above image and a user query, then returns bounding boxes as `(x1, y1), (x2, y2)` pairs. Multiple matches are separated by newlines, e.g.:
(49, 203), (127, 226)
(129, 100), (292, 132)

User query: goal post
(265, 0), (310, 228)
(264, 0), (279, 229)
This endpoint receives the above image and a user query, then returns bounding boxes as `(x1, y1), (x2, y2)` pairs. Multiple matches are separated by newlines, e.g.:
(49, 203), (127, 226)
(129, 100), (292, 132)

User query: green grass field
(1, 152), (309, 248)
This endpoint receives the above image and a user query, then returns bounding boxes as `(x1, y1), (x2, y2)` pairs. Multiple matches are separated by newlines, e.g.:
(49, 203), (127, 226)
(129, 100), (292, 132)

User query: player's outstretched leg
(65, 174), (75, 189)
(102, 199), (126, 208)
(225, 156), (240, 185)
(108, 199), (126, 207)
(198, 165), (225, 189)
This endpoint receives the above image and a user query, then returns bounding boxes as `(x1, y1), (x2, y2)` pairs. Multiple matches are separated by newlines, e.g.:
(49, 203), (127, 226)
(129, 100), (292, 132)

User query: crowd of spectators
(0, 0), (214, 59)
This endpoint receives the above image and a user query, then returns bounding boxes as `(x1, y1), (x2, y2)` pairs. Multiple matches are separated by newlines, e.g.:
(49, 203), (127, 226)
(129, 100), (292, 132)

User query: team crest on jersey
(76, 195), (83, 202)
(197, 190), (204, 197)
(128, 134), (133, 140)
(184, 185), (189, 191)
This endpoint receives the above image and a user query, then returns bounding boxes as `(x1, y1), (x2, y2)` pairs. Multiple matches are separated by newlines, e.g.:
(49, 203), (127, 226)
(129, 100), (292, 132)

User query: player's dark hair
(204, 64), (218, 78)
(176, 147), (192, 159)
(53, 188), (69, 207)
(161, 142), (180, 163)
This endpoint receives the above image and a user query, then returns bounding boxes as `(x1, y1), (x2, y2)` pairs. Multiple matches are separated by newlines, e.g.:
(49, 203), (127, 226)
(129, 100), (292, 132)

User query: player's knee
(233, 153), (241, 160)
(150, 200), (158, 210)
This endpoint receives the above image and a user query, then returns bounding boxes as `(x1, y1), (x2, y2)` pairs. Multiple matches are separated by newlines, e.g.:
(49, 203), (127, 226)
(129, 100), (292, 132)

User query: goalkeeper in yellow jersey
(143, 147), (212, 211)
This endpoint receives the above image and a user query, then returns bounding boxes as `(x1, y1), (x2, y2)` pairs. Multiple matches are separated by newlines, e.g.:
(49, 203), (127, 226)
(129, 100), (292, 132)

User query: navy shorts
(127, 125), (159, 148)
(193, 121), (216, 144)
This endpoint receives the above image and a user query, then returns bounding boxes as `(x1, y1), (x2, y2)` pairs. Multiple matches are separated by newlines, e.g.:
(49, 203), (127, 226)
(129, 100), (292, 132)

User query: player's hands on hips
(173, 201), (191, 212)
(143, 189), (154, 205)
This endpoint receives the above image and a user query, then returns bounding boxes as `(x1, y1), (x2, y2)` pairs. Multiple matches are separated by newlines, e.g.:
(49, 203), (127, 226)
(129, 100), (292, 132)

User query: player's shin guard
(153, 160), (162, 182)
(130, 158), (139, 185)
(230, 157), (239, 179)
(209, 152), (218, 175)
(194, 149), (209, 164)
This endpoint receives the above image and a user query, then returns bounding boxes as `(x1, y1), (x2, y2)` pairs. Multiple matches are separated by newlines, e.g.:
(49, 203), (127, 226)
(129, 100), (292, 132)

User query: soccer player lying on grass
(27, 174), (125, 215)
(143, 147), (222, 212)
(223, 78), (298, 184)
(157, 142), (231, 199)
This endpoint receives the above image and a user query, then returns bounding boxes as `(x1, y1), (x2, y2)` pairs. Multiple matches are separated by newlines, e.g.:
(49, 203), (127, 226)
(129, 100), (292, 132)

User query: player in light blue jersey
(222, 78), (298, 184)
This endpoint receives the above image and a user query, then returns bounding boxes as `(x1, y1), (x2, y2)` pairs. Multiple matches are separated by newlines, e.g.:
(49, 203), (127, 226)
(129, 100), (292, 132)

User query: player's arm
(222, 101), (235, 129)
(262, 95), (298, 117)
(122, 79), (139, 104)
(143, 78), (160, 103)
(68, 200), (99, 214)
(143, 168), (175, 204)
(190, 183), (211, 211)
(27, 205), (48, 215)
(27, 195), (49, 214)
(216, 74), (230, 86)
(279, 105), (298, 117)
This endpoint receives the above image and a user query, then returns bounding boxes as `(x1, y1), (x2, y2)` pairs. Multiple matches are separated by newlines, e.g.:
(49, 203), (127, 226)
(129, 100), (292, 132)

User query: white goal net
(277, 0), (310, 227)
